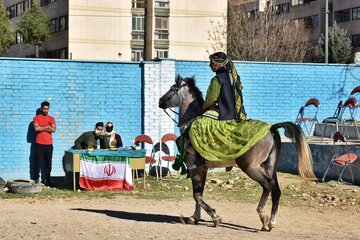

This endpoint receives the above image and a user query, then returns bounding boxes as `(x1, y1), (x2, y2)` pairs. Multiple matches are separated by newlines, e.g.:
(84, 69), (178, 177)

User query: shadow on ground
(71, 208), (259, 232)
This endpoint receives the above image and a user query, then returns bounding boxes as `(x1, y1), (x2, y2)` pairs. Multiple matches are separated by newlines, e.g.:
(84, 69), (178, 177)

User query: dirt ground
(0, 193), (360, 240)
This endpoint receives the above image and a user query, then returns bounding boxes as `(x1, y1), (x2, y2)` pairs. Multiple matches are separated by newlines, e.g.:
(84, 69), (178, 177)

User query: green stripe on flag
(80, 154), (129, 164)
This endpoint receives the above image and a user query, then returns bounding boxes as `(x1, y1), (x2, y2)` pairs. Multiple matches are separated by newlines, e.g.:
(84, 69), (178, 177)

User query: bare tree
(209, 2), (311, 62)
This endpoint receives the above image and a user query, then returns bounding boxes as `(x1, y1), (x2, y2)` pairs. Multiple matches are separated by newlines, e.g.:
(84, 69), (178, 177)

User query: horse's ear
(176, 75), (183, 84)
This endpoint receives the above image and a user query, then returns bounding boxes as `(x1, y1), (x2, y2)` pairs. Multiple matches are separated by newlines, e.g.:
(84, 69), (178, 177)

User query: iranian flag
(79, 154), (134, 190)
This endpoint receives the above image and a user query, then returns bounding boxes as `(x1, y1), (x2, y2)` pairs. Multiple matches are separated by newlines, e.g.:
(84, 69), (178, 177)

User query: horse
(158, 75), (315, 231)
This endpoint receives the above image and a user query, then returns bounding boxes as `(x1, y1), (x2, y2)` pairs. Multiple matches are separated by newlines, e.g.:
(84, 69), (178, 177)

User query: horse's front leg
(189, 165), (222, 227)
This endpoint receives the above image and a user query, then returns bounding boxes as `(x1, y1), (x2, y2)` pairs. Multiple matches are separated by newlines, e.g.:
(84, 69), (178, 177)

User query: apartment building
(4, 0), (227, 61)
(230, 0), (360, 49)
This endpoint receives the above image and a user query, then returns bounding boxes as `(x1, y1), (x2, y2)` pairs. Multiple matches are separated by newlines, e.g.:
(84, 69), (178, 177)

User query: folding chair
(134, 134), (159, 179)
(295, 98), (320, 136)
(340, 97), (360, 141)
(160, 133), (178, 177)
(321, 100), (343, 142)
(349, 86), (360, 99)
(322, 132), (358, 184)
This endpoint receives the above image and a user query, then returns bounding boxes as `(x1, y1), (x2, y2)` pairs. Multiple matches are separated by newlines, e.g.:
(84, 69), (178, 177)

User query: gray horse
(158, 76), (315, 231)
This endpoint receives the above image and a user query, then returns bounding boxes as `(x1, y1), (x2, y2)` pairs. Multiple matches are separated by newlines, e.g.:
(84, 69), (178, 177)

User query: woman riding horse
(158, 75), (316, 231)
(204, 51), (246, 121)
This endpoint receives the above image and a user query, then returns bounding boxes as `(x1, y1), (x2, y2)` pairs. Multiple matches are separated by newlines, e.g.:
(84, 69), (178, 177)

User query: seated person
(74, 122), (105, 149)
(104, 122), (123, 148)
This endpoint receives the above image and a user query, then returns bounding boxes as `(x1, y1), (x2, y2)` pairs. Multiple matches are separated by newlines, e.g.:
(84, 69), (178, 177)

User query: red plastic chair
(295, 98), (320, 137)
(134, 134), (158, 178)
(322, 132), (358, 184)
(160, 133), (178, 177)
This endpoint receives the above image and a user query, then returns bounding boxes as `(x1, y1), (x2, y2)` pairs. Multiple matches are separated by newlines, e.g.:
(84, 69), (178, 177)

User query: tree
(17, 0), (52, 58)
(0, 1), (15, 55)
(208, 2), (311, 62)
(315, 23), (353, 63)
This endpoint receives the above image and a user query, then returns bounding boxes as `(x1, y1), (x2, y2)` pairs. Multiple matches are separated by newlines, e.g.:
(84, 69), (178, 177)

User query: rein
(160, 83), (192, 128)
(163, 108), (179, 125)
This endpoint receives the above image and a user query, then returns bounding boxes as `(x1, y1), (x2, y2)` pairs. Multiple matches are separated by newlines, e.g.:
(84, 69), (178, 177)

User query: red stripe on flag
(80, 177), (134, 190)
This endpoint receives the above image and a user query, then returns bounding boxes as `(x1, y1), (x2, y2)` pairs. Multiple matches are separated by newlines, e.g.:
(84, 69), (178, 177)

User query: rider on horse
(204, 52), (247, 121)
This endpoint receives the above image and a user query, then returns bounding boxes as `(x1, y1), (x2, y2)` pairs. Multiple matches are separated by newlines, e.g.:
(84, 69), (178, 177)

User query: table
(64, 148), (146, 191)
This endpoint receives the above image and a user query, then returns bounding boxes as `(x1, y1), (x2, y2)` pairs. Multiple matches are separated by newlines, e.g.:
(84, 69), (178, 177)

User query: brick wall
(176, 61), (360, 124)
(1, 58), (360, 180)
(0, 58), (143, 179)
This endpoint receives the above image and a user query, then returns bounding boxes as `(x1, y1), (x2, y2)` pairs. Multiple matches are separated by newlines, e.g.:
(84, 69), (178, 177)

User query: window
(47, 48), (68, 59)
(352, 34), (360, 47)
(154, 31), (168, 39)
(15, 31), (24, 44)
(335, 9), (351, 23)
(292, 0), (316, 6)
(273, 3), (289, 14)
(24, 0), (31, 11)
(132, 14), (145, 31)
(155, 49), (168, 58)
(40, 0), (56, 7)
(131, 49), (144, 61)
(8, 5), (16, 18)
(155, 17), (169, 39)
(16, 2), (23, 16)
(155, 0), (169, 8)
(303, 15), (319, 28)
(353, 7), (360, 21)
(50, 18), (57, 33)
(247, 9), (259, 20)
(132, 0), (146, 8)
(59, 48), (67, 59)
(59, 16), (67, 32)
(132, 33), (145, 40)
(155, 17), (168, 30)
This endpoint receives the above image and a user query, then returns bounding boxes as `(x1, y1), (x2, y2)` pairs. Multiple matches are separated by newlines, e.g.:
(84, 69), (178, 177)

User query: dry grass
(1, 169), (359, 212)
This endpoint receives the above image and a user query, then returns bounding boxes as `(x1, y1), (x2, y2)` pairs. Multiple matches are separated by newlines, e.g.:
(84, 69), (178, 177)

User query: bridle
(160, 83), (188, 127)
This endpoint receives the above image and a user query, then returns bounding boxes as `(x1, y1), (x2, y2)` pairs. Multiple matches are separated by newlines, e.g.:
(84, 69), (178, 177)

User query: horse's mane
(182, 77), (205, 105)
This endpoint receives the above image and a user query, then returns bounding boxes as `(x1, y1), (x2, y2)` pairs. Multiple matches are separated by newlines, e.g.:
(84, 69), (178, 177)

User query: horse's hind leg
(241, 166), (274, 231)
(269, 172), (281, 230)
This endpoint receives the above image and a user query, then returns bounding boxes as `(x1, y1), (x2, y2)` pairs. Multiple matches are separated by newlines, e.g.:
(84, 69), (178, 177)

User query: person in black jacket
(104, 122), (123, 148)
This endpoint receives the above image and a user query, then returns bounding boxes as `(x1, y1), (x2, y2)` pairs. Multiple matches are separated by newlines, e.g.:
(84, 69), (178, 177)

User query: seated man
(104, 121), (123, 148)
(74, 122), (105, 149)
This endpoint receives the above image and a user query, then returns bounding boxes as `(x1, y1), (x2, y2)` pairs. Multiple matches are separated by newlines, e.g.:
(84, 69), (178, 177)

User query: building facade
(230, 0), (360, 49)
(3, 0), (227, 61)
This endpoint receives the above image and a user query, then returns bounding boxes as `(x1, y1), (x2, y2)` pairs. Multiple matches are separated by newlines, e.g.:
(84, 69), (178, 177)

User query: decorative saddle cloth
(189, 116), (272, 162)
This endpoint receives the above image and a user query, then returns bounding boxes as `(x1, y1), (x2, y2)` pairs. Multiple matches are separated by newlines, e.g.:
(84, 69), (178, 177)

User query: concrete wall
(279, 142), (360, 184)
(1, 58), (360, 182)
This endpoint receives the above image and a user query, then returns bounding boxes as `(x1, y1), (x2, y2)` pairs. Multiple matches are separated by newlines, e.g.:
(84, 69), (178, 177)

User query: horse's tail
(270, 122), (316, 184)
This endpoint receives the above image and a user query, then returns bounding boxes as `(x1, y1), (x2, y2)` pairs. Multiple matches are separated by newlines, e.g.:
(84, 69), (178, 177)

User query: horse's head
(158, 75), (186, 109)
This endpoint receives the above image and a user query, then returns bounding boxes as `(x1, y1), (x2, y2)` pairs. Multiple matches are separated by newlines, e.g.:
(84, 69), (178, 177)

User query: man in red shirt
(33, 101), (56, 186)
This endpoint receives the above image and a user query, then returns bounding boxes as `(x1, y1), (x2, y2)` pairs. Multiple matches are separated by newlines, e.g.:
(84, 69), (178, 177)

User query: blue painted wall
(0, 58), (143, 179)
(176, 61), (360, 124)
(1, 58), (360, 180)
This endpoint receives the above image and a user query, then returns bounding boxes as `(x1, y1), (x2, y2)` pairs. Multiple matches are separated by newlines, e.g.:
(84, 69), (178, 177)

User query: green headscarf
(209, 52), (247, 121)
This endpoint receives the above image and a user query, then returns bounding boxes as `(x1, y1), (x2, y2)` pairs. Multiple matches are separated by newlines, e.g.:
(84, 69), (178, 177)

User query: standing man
(33, 101), (56, 186)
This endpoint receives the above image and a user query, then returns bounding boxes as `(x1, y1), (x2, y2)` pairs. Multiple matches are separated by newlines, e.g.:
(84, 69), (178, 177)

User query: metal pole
(325, 0), (329, 64)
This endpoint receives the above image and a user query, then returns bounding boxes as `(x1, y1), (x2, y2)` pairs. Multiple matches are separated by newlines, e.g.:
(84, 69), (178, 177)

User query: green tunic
(189, 117), (271, 162)
(74, 131), (101, 149)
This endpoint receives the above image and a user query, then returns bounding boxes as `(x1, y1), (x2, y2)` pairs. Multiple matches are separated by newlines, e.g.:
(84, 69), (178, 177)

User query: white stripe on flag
(80, 160), (128, 180)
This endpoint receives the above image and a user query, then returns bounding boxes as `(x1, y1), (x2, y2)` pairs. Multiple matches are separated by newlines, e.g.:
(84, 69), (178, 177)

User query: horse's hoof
(213, 216), (222, 227)
(180, 215), (199, 225)
(261, 226), (270, 232)
(268, 220), (276, 231)
(187, 217), (198, 225)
